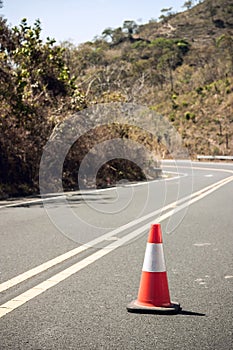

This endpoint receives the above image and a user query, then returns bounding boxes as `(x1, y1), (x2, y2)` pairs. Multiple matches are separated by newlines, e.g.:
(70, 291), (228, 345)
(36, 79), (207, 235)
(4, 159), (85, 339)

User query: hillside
(140, 0), (233, 42)
(0, 0), (233, 198)
(70, 0), (233, 158)
(140, 0), (233, 156)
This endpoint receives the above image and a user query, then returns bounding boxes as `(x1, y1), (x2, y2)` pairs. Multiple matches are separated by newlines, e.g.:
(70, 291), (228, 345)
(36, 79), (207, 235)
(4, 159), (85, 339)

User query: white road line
(193, 243), (211, 247)
(0, 175), (225, 291)
(1, 162), (232, 210)
(0, 173), (180, 210)
(0, 173), (232, 294)
(0, 174), (233, 318)
(0, 195), (67, 209)
(0, 194), (184, 293)
(165, 164), (233, 175)
(224, 276), (233, 279)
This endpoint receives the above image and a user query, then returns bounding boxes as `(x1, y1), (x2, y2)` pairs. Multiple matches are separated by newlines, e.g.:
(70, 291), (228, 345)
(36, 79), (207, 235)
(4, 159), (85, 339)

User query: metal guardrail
(197, 155), (233, 161)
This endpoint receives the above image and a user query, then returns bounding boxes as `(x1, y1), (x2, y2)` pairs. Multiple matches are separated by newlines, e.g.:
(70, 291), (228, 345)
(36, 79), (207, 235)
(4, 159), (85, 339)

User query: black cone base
(127, 300), (181, 314)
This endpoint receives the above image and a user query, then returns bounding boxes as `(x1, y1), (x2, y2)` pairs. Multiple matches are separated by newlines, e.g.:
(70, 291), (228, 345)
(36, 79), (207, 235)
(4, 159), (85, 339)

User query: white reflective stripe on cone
(142, 243), (166, 272)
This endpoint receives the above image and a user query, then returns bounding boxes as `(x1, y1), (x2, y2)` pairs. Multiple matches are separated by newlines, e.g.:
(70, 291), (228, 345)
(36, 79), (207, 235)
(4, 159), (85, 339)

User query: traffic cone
(127, 223), (181, 314)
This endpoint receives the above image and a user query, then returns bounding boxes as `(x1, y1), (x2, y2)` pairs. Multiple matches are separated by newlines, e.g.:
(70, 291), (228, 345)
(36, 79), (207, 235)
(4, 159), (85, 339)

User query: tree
(122, 20), (139, 38)
(102, 27), (114, 42)
(182, 1), (193, 10)
(160, 7), (173, 14)
(0, 17), (86, 197)
(150, 38), (190, 91)
(102, 26), (125, 45)
(7, 18), (86, 110)
(159, 7), (174, 22)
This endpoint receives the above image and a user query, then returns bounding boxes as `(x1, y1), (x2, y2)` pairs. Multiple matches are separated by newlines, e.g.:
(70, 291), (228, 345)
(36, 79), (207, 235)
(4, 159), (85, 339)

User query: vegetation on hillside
(0, 0), (233, 198)
(70, 0), (233, 157)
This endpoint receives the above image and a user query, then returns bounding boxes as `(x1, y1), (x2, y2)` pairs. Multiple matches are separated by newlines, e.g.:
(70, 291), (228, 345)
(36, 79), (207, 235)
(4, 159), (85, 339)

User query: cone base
(127, 300), (181, 314)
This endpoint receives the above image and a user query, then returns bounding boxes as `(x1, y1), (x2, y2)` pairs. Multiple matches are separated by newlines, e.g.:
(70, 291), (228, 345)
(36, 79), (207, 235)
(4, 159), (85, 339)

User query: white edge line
(0, 174), (233, 318)
(1, 161), (232, 209)
(0, 171), (186, 209)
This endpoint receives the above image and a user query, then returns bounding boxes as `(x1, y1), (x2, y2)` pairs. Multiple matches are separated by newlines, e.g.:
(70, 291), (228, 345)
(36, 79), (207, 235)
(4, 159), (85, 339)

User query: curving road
(0, 161), (233, 349)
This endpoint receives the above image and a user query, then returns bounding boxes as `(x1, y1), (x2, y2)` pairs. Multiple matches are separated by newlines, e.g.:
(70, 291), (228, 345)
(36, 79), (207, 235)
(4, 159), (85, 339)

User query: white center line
(0, 172), (231, 294)
(0, 174), (233, 318)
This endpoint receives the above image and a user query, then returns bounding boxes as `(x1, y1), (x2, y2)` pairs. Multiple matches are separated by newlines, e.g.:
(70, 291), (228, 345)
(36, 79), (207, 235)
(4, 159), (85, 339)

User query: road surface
(0, 161), (233, 349)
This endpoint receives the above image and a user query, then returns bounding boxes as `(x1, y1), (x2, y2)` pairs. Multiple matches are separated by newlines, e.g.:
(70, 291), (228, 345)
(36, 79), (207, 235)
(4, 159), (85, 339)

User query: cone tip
(148, 224), (163, 243)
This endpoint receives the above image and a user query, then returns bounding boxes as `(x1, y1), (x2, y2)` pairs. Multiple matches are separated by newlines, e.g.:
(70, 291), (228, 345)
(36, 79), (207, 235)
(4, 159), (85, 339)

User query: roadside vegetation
(0, 0), (233, 198)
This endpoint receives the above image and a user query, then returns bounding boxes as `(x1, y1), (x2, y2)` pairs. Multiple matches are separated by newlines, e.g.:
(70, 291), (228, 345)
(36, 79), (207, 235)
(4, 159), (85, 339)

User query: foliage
(182, 1), (194, 10)
(0, 18), (86, 197)
(1, 0), (233, 197)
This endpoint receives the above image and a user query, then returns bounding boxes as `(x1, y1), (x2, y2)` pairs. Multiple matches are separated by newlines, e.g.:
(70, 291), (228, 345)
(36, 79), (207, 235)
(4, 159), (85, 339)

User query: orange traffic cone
(127, 223), (181, 314)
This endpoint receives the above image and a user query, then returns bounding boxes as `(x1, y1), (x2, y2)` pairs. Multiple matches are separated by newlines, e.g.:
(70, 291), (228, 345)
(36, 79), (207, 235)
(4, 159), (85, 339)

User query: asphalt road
(0, 161), (233, 349)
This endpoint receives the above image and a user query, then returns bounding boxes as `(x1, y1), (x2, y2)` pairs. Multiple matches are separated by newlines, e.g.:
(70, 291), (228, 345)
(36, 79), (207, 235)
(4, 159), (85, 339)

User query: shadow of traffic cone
(127, 223), (181, 314)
